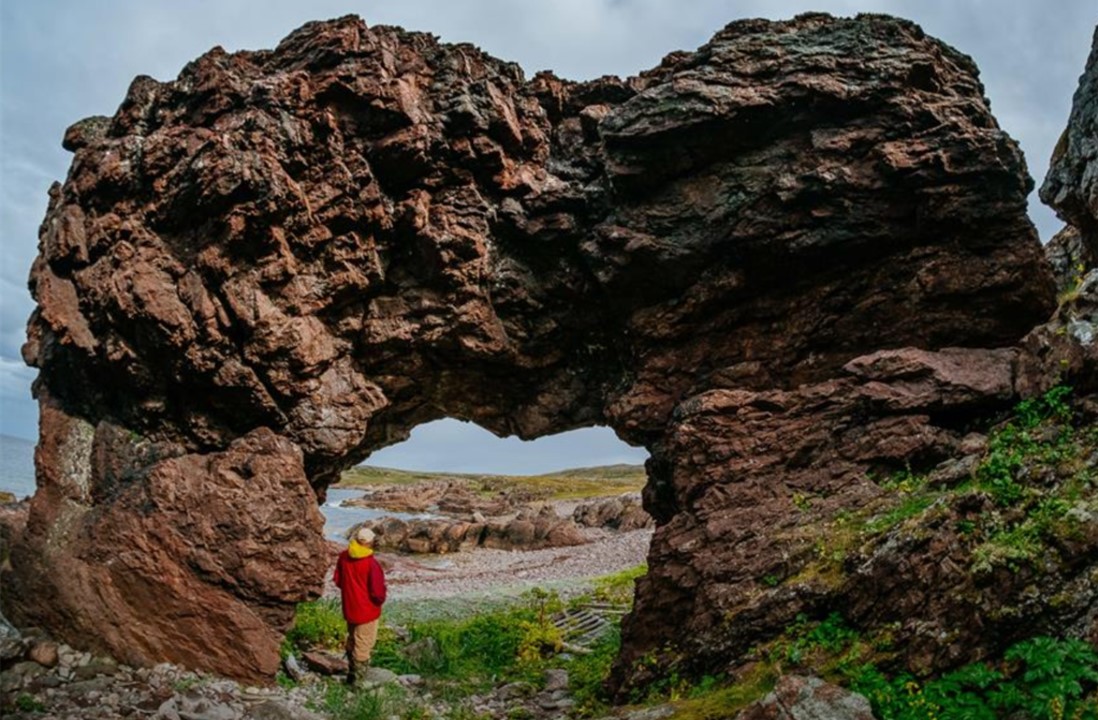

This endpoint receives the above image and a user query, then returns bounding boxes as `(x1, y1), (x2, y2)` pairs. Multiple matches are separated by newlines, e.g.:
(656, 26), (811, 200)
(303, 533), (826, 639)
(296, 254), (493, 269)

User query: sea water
(0, 434), (35, 500)
(322, 487), (436, 541)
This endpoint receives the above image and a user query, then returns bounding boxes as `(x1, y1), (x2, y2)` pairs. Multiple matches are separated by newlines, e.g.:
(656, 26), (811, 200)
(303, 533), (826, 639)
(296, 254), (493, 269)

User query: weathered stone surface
(300, 650), (347, 676)
(0, 497), (28, 570)
(0, 610), (24, 663)
(12, 12), (1058, 687)
(26, 640), (58, 669)
(1045, 225), (1095, 294)
(615, 346), (1031, 689)
(359, 504), (588, 553)
(1042, 26), (1098, 256)
(344, 481), (526, 516)
(1017, 268), (1098, 398)
(573, 494), (653, 531)
(7, 406), (327, 685)
(735, 675), (874, 720)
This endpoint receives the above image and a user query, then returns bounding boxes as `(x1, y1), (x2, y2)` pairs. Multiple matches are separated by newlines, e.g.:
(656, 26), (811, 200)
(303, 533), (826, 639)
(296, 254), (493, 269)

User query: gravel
(325, 527), (653, 603)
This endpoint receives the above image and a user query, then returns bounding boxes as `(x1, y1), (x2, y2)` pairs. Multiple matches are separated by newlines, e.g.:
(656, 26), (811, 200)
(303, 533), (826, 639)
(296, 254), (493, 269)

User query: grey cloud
(366, 420), (648, 474)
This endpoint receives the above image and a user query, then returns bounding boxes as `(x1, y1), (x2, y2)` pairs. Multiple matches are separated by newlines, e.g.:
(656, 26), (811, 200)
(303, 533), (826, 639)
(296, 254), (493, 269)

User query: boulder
(27, 640), (59, 668)
(735, 676), (874, 720)
(402, 637), (441, 670)
(573, 494), (654, 530)
(247, 700), (325, 720)
(0, 609), (24, 662)
(358, 507), (587, 553)
(361, 667), (398, 687)
(6, 425), (328, 685)
(300, 650), (348, 676)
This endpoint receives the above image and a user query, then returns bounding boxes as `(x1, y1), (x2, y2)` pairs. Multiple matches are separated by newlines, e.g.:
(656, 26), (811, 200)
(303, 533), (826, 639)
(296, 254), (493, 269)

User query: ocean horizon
(0, 433), (35, 500)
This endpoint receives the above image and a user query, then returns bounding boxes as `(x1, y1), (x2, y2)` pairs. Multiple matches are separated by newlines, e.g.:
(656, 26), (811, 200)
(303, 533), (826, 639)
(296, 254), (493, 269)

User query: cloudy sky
(0, 1), (1093, 473)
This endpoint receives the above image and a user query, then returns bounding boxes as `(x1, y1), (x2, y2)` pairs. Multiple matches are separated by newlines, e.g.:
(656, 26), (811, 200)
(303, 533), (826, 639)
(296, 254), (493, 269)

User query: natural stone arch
(9, 13), (1057, 687)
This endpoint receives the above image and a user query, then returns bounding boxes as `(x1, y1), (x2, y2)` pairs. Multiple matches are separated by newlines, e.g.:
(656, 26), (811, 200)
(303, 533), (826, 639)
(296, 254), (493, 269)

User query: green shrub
(286, 598), (346, 653)
(771, 612), (860, 667)
(1016, 385), (1073, 428)
(976, 385), (1077, 507)
(14, 694), (45, 713)
(851, 636), (1098, 720)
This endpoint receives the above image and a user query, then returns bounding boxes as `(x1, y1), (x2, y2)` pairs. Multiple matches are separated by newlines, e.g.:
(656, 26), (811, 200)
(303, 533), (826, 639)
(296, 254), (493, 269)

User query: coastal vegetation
(338, 464), (648, 502)
(284, 588), (1098, 719)
(283, 566), (644, 719)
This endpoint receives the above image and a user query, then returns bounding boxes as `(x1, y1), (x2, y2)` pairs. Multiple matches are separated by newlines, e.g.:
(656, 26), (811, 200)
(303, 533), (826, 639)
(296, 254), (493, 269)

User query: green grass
(588, 563), (647, 607)
(285, 566), (650, 718)
(283, 597), (345, 655)
(337, 464), (647, 501)
(656, 665), (777, 719)
(315, 683), (424, 720)
(567, 625), (623, 715)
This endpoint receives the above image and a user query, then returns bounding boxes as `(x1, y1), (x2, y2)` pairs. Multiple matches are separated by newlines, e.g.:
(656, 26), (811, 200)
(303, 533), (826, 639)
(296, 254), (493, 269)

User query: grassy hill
(338, 463), (647, 501)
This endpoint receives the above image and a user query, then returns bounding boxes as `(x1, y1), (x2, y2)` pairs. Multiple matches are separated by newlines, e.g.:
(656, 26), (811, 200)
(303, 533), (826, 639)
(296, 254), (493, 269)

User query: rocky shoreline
(345, 526), (654, 602)
(338, 482), (652, 554)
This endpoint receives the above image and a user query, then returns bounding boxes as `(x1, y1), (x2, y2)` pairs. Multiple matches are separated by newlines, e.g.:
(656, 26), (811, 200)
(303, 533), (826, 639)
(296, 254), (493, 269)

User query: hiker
(333, 526), (387, 687)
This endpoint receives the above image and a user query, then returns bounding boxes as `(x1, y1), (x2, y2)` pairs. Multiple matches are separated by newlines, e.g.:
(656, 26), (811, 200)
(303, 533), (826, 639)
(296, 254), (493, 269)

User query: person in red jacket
(333, 526), (387, 686)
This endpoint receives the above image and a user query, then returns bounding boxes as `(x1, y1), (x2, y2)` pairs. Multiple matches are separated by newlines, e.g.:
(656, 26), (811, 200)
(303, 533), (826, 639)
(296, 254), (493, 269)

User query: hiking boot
(352, 661), (370, 688)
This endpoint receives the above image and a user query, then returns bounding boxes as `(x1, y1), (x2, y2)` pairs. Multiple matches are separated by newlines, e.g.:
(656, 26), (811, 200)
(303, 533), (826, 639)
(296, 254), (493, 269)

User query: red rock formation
(10, 13), (1063, 685)
(12, 400), (326, 682)
(736, 675), (874, 720)
(358, 505), (589, 554)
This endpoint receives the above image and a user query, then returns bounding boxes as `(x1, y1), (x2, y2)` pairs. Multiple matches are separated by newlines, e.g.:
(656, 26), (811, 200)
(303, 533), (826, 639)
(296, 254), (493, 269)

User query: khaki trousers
(346, 619), (379, 663)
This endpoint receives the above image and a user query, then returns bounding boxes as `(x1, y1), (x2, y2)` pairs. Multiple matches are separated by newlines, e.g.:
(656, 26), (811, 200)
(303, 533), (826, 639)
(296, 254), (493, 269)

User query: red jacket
(333, 551), (387, 625)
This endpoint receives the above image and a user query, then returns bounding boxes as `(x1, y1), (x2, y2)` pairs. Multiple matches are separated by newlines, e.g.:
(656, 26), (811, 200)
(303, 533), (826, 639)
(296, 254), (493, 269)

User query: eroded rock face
(1042, 26), (1098, 255)
(11, 398), (327, 683)
(12, 13), (1059, 685)
(619, 348), (1016, 683)
(735, 675), (874, 720)
(358, 505), (589, 554)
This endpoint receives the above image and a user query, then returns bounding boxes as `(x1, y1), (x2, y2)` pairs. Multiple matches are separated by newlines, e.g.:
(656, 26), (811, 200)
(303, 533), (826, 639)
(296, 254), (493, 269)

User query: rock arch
(10, 13), (1060, 686)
